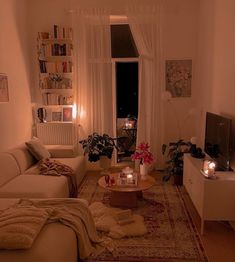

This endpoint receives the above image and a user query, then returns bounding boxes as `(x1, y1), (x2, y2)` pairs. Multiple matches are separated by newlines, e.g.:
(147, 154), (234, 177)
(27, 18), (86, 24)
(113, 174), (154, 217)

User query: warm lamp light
(203, 160), (216, 178)
(161, 91), (172, 102)
(72, 103), (77, 119)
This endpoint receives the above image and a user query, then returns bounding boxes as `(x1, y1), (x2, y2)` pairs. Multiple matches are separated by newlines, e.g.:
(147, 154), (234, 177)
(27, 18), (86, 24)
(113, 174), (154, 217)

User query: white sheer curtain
(126, 1), (164, 167)
(73, 9), (113, 142)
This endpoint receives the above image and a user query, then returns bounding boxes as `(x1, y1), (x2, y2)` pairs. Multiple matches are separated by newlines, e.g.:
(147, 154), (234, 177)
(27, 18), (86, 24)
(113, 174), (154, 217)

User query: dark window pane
(111, 24), (139, 58)
(116, 62), (138, 118)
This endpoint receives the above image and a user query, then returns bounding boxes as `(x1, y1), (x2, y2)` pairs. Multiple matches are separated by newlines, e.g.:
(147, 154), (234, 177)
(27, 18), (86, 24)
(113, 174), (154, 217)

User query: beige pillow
(25, 137), (51, 160)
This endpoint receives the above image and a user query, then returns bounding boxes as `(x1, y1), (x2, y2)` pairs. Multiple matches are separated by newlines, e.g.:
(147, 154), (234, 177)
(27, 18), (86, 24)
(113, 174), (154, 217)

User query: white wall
(195, 0), (235, 151)
(0, 0), (32, 151)
(162, 0), (199, 144)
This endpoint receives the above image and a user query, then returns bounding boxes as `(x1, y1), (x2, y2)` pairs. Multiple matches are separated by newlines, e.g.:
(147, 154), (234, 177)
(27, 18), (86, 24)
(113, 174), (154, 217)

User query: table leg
(110, 191), (138, 208)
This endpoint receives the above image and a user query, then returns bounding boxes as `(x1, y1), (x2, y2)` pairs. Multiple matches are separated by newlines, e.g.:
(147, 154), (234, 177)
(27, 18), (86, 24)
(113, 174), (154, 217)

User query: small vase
(139, 163), (148, 180)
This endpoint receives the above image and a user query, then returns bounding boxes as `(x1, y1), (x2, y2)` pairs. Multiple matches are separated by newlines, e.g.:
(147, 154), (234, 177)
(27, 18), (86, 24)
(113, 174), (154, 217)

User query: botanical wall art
(165, 59), (192, 97)
(0, 74), (9, 102)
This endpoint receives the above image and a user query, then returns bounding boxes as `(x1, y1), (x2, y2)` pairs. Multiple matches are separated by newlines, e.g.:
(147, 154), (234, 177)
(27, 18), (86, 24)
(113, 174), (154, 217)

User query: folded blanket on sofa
(38, 158), (78, 197)
(0, 198), (108, 259)
(0, 205), (51, 249)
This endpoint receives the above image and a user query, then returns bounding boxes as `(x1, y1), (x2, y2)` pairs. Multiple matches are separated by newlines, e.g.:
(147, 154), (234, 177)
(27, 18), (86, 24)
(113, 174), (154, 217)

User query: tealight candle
(208, 162), (216, 176)
(127, 174), (133, 183)
(203, 160), (216, 177)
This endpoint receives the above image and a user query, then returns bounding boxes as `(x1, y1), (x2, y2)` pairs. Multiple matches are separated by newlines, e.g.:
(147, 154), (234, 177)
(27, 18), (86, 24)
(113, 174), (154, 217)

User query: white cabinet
(183, 154), (235, 234)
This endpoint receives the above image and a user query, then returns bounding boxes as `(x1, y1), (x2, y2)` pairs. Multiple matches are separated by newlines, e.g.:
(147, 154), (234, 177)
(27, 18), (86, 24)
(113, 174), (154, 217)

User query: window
(116, 62), (138, 118)
(111, 24), (139, 58)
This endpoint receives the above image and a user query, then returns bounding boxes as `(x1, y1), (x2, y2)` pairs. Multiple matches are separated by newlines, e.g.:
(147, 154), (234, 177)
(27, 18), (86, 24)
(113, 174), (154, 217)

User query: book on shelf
(38, 32), (50, 39)
(39, 61), (72, 74)
(42, 92), (73, 105)
(53, 25), (73, 39)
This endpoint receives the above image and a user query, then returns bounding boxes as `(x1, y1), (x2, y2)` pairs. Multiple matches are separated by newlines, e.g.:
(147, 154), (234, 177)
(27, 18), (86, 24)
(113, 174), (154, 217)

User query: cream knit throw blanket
(38, 158), (78, 198)
(0, 198), (108, 259)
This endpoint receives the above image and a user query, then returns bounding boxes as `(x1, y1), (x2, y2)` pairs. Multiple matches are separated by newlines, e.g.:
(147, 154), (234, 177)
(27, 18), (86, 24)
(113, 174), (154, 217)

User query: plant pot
(173, 174), (183, 186)
(100, 156), (111, 170)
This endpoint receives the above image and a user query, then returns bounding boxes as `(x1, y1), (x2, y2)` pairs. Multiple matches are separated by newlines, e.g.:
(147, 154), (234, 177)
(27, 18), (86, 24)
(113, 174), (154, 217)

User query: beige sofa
(0, 144), (87, 261)
(0, 144), (86, 198)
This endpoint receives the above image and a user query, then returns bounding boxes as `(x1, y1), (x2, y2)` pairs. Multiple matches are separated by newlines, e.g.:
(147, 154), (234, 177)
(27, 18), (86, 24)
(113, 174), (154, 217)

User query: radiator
(36, 123), (77, 145)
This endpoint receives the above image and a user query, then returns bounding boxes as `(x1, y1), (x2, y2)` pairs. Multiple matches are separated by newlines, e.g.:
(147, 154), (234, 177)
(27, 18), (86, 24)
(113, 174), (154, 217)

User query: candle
(127, 174), (133, 183)
(208, 162), (216, 176)
(203, 160), (216, 177)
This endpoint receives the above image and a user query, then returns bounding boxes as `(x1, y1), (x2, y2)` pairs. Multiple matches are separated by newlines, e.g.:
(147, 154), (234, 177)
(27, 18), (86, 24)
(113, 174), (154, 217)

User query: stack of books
(115, 209), (135, 225)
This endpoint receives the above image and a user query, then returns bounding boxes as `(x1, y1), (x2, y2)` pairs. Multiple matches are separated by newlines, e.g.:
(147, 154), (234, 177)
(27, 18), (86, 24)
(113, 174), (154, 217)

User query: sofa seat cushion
(0, 175), (69, 198)
(24, 155), (86, 187)
(53, 156), (86, 186)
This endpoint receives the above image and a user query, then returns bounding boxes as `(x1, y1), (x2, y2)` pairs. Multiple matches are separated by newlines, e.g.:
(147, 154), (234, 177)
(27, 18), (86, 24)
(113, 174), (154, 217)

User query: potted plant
(162, 139), (191, 185)
(79, 133), (118, 165)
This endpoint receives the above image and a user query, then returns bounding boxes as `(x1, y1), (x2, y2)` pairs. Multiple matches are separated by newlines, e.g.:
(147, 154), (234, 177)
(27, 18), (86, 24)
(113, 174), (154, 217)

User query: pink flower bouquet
(131, 142), (154, 165)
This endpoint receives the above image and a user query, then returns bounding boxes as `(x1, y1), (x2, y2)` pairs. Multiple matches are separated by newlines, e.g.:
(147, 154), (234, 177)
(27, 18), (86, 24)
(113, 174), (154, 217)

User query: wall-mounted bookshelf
(37, 25), (74, 123)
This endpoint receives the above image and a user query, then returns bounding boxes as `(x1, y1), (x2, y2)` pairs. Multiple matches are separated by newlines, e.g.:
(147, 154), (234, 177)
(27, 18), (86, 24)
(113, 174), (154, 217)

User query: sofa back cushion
(25, 137), (51, 161)
(8, 145), (37, 173)
(0, 153), (20, 187)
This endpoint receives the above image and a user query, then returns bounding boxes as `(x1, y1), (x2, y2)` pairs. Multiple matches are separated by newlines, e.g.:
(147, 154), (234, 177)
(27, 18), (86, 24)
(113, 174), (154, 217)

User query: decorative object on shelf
(40, 73), (72, 89)
(79, 132), (118, 162)
(37, 107), (47, 123)
(201, 159), (216, 179)
(162, 139), (191, 185)
(132, 142), (154, 180)
(165, 59), (192, 97)
(0, 74), (9, 103)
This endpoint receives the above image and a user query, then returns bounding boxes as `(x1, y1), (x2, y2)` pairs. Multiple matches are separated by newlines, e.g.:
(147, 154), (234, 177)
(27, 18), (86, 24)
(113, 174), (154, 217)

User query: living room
(0, 0), (235, 261)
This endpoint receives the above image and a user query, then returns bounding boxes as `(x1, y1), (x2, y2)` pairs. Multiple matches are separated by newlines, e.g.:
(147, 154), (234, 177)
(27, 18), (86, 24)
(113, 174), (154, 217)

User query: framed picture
(0, 74), (9, 102)
(62, 107), (72, 122)
(52, 111), (62, 122)
(165, 59), (192, 97)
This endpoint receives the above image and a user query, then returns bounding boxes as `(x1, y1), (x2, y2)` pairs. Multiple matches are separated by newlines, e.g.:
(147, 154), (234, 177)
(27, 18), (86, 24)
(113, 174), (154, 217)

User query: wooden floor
(181, 186), (235, 262)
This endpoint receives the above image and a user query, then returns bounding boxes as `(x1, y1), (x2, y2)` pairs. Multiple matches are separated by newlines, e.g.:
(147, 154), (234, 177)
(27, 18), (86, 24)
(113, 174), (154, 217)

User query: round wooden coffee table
(98, 173), (155, 208)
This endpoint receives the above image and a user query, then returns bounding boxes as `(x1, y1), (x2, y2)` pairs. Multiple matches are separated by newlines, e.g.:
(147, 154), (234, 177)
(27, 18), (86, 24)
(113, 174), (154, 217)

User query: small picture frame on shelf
(52, 111), (62, 122)
(62, 107), (72, 122)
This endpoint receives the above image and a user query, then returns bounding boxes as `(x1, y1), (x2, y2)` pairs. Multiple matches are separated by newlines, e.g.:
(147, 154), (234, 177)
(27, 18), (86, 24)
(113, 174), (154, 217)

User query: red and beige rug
(78, 172), (208, 262)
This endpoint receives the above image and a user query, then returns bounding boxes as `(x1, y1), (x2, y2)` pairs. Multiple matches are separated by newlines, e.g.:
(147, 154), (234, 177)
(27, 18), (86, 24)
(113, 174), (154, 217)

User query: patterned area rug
(78, 172), (208, 262)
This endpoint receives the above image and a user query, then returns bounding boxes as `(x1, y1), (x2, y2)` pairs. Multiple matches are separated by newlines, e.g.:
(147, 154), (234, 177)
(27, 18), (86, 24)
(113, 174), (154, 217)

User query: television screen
(204, 112), (232, 171)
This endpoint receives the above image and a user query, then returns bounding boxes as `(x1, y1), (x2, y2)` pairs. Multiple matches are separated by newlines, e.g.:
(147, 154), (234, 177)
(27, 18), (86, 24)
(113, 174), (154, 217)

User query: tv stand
(183, 154), (235, 234)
